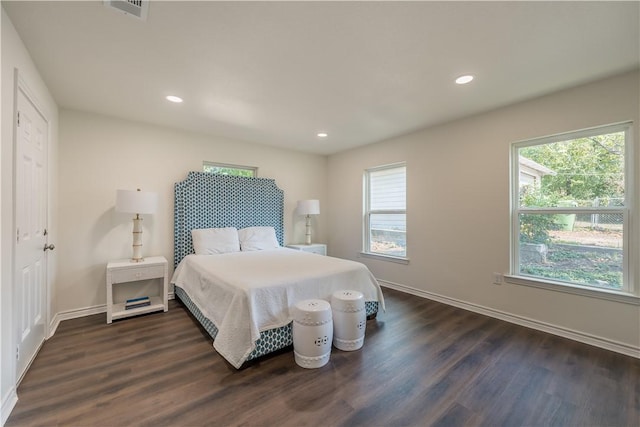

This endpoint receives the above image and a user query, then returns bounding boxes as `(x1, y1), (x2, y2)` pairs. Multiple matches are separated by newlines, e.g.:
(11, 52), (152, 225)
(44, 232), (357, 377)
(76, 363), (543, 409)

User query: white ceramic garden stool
(292, 299), (333, 368)
(331, 290), (366, 351)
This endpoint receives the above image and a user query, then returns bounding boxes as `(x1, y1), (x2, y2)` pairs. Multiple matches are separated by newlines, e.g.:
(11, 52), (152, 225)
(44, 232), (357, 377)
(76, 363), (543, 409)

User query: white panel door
(15, 86), (49, 380)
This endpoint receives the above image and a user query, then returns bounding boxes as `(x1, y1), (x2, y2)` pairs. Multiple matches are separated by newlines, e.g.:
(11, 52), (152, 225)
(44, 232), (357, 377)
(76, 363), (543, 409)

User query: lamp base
(305, 215), (312, 245)
(131, 216), (144, 262)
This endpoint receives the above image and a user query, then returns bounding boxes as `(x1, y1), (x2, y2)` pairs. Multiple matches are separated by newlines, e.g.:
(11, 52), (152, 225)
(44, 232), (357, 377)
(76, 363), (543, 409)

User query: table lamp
(116, 188), (158, 262)
(297, 199), (320, 245)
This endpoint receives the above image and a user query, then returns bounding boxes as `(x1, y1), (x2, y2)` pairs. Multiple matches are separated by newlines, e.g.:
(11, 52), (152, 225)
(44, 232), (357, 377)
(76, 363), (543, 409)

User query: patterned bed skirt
(174, 286), (379, 365)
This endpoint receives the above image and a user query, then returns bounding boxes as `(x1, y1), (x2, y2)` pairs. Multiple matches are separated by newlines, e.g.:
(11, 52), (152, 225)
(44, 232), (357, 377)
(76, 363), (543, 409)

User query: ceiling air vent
(104, 0), (149, 21)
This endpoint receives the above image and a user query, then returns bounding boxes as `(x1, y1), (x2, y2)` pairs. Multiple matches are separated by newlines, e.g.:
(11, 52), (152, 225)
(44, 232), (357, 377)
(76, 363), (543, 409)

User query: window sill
(359, 252), (410, 265)
(504, 274), (639, 306)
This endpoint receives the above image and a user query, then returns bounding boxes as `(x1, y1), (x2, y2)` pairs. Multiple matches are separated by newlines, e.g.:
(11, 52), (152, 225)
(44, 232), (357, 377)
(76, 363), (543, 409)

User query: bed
(171, 172), (384, 368)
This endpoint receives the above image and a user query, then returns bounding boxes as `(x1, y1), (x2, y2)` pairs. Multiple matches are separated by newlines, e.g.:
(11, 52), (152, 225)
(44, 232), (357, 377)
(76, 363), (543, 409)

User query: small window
(203, 162), (257, 177)
(363, 163), (407, 259)
(512, 123), (631, 293)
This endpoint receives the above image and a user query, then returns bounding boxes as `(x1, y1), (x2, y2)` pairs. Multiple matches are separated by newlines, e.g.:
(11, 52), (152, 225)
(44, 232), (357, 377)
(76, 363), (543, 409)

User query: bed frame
(173, 171), (378, 366)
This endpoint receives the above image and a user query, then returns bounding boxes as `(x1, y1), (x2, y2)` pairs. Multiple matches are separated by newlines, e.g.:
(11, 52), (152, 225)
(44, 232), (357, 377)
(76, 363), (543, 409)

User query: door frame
(12, 69), (52, 384)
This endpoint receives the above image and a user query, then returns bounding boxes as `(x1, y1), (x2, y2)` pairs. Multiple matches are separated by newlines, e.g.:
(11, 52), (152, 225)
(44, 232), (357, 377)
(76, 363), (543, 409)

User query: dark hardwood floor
(7, 288), (640, 426)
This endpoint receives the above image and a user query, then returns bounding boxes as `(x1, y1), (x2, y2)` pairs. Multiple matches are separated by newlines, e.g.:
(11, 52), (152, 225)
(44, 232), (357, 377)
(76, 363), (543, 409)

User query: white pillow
(238, 227), (280, 251)
(191, 227), (240, 255)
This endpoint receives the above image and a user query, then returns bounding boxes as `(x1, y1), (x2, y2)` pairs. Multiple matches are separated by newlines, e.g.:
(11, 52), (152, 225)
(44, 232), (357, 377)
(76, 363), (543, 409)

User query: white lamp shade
(116, 189), (158, 214)
(297, 199), (320, 215)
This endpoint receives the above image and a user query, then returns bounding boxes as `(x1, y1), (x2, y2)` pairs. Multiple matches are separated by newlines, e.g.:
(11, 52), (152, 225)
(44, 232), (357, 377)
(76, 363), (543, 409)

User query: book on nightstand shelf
(125, 296), (151, 310)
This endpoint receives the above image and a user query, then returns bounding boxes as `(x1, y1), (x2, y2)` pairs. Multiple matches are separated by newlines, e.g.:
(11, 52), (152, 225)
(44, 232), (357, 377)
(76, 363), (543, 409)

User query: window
(203, 161), (257, 177)
(511, 123), (631, 293)
(363, 163), (407, 259)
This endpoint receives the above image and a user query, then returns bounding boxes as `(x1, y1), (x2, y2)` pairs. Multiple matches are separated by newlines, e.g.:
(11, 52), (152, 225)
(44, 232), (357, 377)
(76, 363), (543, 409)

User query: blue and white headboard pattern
(174, 172), (284, 267)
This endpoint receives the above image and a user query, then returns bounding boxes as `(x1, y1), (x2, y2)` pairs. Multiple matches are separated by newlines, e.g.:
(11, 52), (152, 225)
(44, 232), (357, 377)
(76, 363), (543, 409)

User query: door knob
(43, 243), (55, 251)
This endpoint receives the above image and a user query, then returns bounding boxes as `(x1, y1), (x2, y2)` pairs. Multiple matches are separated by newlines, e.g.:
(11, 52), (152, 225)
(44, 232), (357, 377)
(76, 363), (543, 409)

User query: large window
(203, 161), (257, 177)
(363, 163), (407, 259)
(511, 123), (631, 293)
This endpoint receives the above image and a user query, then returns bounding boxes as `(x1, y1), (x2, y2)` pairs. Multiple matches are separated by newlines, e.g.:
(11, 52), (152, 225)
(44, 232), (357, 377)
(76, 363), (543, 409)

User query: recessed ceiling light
(166, 95), (183, 103)
(455, 75), (474, 85)
(317, 133), (328, 138)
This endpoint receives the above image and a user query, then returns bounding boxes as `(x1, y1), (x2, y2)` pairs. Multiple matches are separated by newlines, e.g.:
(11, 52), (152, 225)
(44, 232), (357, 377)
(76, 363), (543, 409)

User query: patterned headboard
(174, 172), (284, 267)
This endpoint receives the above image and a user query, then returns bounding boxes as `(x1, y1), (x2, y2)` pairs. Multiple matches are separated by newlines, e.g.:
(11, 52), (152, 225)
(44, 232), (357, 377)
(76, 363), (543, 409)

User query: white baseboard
(1, 387), (18, 427)
(48, 293), (175, 339)
(378, 279), (640, 359)
(48, 304), (106, 338)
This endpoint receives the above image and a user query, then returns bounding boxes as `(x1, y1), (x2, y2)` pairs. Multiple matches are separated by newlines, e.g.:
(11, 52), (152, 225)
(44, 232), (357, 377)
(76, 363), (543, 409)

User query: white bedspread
(171, 248), (385, 368)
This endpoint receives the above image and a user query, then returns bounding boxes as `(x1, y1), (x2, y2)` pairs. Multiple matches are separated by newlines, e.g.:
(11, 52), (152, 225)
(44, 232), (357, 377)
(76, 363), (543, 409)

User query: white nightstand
(106, 256), (168, 324)
(286, 243), (327, 256)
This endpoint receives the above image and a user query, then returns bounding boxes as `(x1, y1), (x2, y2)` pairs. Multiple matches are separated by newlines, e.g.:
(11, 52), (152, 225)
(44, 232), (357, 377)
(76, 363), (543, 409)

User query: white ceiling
(4, 1), (639, 155)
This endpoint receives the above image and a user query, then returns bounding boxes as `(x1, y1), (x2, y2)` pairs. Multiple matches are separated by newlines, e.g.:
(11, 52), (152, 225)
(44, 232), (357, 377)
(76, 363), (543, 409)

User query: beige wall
(1, 8), (59, 423)
(327, 70), (640, 351)
(57, 110), (327, 313)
